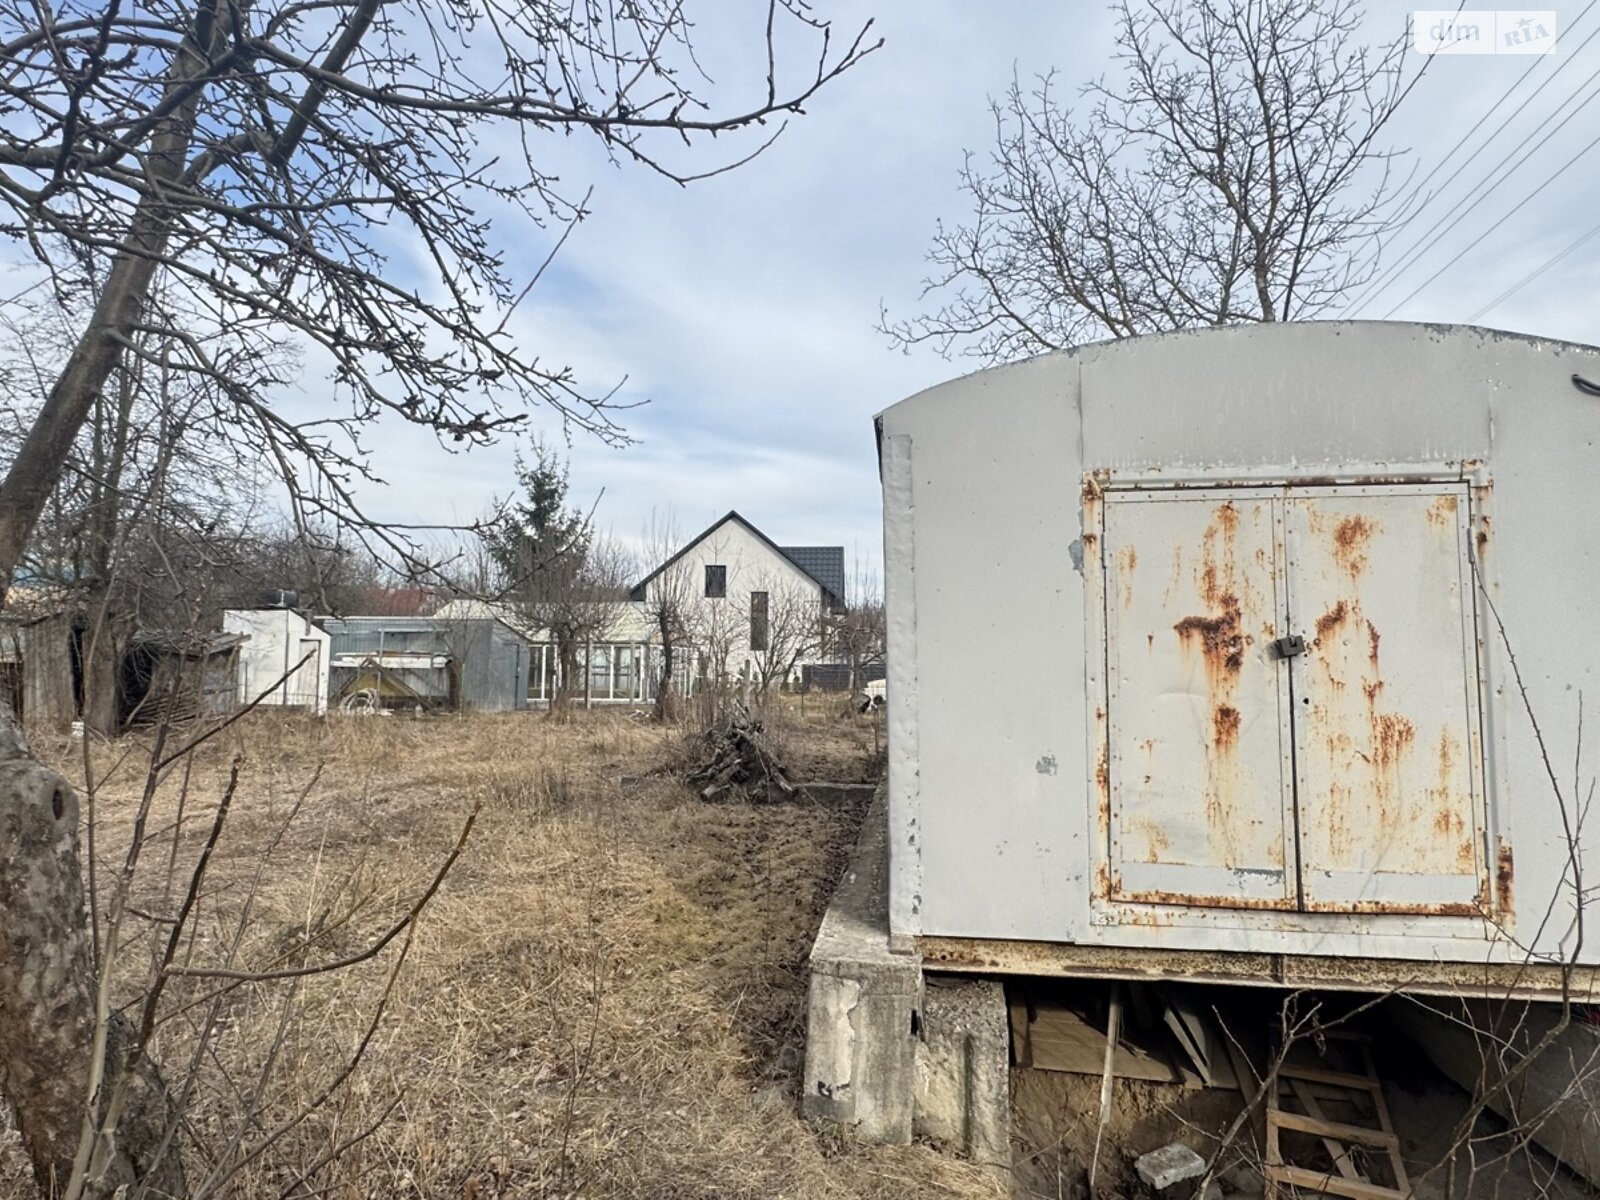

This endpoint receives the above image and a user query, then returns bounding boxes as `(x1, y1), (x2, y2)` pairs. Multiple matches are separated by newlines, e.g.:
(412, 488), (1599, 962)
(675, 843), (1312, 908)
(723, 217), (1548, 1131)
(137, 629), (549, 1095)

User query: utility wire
(1340, 0), (1600, 315)
(1353, 62), (1600, 314)
(1383, 114), (1600, 316)
(1348, 12), (1600, 314)
(1469, 215), (1600, 321)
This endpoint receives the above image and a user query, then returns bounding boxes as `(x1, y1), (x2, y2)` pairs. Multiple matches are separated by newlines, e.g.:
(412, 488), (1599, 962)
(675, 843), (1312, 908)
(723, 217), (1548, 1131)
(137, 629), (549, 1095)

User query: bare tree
(0, 0), (878, 1189)
(829, 561), (884, 695)
(528, 532), (633, 715)
(882, 0), (1412, 362)
(0, 0), (878, 591)
(639, 511), (696, 723)
(749, 576), (823, 699)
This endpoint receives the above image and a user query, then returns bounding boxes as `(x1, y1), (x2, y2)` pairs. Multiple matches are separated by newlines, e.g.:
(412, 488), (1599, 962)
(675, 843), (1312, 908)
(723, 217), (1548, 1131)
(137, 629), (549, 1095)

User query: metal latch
(1271, 635), (1307, 659)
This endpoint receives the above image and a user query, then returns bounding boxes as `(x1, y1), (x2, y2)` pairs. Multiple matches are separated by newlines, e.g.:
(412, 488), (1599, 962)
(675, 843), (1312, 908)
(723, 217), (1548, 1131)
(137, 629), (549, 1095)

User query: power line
(1469, 215), (1600, 321)
(1346, 11), (1600, 314)
(1383, 117), (1600, 316)
(1350, 60), (1600, 316)
(1341, 0), (1600, 315)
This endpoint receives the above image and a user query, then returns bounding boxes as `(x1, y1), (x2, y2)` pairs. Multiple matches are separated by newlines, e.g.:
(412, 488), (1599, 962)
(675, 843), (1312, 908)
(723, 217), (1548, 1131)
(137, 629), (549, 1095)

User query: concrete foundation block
(915, 975), (1012, 1165)
(802, 787), (922, 1142)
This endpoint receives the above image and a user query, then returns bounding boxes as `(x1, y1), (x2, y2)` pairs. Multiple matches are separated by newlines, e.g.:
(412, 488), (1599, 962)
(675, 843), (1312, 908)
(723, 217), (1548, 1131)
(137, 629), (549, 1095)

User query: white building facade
(223, 608), (331, 715)
(630, 512), (846, 688)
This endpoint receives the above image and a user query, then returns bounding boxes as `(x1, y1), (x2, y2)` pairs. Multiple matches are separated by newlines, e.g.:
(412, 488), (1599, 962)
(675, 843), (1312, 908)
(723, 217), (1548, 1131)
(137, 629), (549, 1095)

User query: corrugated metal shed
(321, 615), (529, 712)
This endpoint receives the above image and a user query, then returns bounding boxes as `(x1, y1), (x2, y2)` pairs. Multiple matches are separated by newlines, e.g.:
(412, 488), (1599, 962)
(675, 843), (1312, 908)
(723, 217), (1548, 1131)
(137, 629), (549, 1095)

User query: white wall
(879, 321), (1600, 969)
(223, 609), (331, 714)
(645, 516), (827, 684)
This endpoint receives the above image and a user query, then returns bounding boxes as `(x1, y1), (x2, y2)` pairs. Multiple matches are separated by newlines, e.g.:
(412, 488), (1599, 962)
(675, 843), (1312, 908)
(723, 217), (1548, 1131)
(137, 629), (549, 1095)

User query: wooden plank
(1273, 1108), (1399, 1151)
(1279, 1062), (1382, 1092)
(1266, 1053), (1283, 1167)
(1284, 1079), (1366, 1181)
(1020, 996), (1184, 1081)
(1362, 1044), (1412, 1196)
(1266, 1165), (1407, 1200)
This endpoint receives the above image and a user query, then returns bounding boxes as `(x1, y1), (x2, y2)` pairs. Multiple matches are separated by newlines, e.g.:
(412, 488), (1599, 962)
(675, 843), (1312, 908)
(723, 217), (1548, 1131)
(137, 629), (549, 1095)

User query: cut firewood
(686, 702), (796, 803)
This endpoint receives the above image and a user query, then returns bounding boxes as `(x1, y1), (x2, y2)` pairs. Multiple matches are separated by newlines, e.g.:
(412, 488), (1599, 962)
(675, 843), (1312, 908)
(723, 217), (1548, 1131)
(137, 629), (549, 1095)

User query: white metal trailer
(875, 322), (1600, 997)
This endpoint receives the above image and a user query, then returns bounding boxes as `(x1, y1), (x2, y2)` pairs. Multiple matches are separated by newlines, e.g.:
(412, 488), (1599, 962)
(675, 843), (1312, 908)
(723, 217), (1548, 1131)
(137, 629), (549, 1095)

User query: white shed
(876, 322), (1600, 998)
(223, 608), (331, 715)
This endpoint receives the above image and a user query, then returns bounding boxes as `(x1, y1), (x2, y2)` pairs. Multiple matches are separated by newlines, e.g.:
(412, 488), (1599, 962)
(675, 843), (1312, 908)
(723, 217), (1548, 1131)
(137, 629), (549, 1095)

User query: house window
(750, 591), (769, 652)
(705, 564), (726, 598)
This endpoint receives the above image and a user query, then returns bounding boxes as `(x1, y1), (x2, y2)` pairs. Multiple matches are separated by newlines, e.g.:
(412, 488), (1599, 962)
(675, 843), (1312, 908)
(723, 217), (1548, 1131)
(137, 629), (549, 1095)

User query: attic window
(705, 565), (727, 598)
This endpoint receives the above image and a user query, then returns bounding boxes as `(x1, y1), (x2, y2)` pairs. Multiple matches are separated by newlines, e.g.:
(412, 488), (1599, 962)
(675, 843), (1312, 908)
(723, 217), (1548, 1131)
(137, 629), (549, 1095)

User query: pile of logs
(687, 702), (795, 802)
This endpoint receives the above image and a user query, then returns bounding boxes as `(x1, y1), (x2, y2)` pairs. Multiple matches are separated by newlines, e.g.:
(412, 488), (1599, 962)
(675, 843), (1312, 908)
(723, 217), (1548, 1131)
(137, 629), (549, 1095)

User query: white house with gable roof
(629, 511), (847, 688)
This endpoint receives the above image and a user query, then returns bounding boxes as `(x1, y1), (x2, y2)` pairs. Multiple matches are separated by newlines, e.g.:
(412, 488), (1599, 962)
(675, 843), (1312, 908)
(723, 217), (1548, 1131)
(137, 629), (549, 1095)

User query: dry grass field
(0, 701), (999, 1199)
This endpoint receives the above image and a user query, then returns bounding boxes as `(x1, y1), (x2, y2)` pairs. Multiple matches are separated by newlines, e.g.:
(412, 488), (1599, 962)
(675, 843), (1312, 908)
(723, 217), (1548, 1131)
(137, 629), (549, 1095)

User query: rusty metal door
(1103, 491), (1298, 908)
(1284, 485), (1486, 914)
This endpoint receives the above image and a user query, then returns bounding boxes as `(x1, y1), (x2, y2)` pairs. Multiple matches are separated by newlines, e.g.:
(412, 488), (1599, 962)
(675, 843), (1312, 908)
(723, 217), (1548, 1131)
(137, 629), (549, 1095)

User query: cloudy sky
(341, 0), (1600, 589)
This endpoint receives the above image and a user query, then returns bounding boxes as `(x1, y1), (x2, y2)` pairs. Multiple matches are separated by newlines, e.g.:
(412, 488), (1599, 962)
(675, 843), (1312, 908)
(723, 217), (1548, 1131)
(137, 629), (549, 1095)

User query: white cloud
(275, 0), (1599, 582)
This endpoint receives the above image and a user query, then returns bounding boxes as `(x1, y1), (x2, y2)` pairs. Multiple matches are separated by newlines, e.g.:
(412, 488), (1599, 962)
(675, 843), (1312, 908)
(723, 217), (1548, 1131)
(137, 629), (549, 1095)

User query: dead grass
(0, 699), (995, 1198)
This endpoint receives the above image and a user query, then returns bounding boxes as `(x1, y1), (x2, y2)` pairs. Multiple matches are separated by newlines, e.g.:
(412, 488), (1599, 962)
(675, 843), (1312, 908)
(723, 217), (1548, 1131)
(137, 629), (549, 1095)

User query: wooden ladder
(1265, 1035), (1411, 1200)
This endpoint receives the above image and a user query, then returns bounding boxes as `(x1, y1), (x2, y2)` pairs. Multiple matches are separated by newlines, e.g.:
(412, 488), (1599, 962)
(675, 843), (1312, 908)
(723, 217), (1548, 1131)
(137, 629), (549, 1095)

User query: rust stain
(1332, 514), (1377, 577)
(1362, 680), (1383, 705)
(1475, 515), (1492, 557)
(1136, 819), (1171, 861)
(1427, 494), (1459, 528)
(1315, 600), (1349, 643)
(1174, 595), (1245, 676)
(1366, 620), (1381, 668)
(1213, 705), (1241, 750)
(1120, 889), (1299, 912)
(915, 936), (1600, 998)
(1371, 713), (1416, 772)
(1324, 781), (1352, 857)
(1162, 545), (1184, 606)
(1215, 501), (1240, 536)
(1301, 897), (1484, 918)
(1116, 545), (1138, 610)
(1425, 727), (1467, 874)
(1496, 841), (1514, 914)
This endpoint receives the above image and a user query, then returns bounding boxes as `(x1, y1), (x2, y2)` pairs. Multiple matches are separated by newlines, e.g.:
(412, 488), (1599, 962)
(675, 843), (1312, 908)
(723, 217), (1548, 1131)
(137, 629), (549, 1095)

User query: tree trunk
(0, 21), (220, 1181)
(0, 9), (221, 599)
(0, 717), (186, 1197)
(654, 636), (678, 723)
(549, 639), (577, 720)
